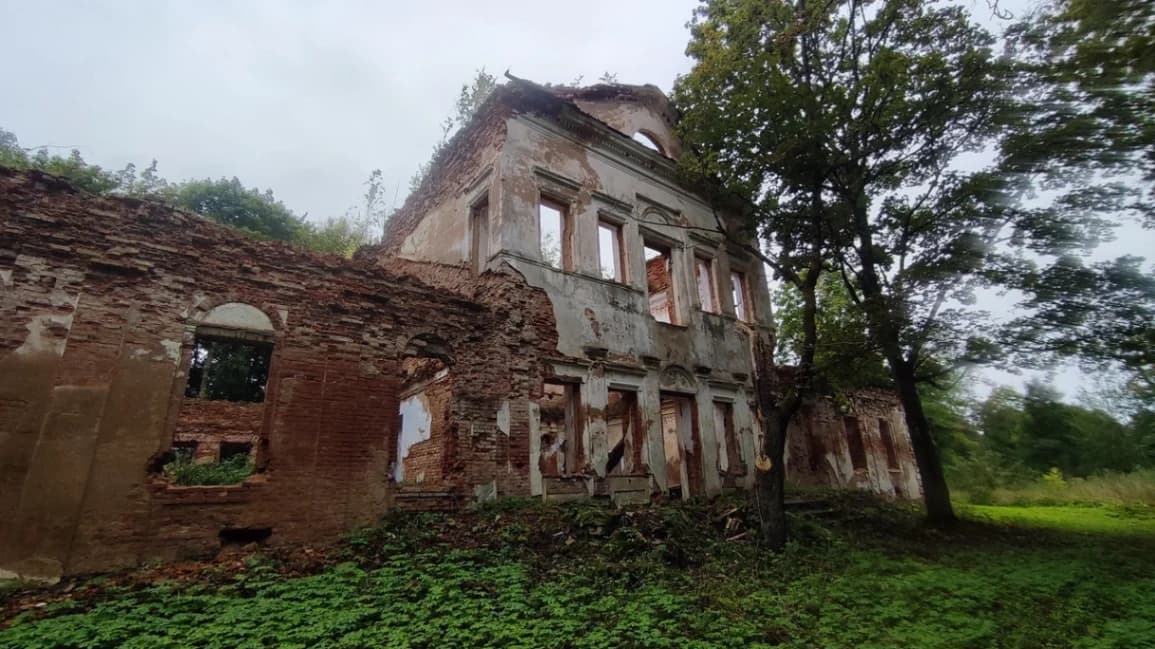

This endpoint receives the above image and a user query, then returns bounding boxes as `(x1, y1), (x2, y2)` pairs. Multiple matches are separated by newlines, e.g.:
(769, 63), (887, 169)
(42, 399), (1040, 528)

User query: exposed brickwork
(172, 400), (265, 462)
(785, 389), (922, 499)
(0, 168), (557, 578)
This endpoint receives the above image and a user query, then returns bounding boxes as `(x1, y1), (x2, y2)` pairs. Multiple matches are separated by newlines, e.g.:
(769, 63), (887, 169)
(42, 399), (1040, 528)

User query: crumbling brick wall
(0, 168), (557, 579)
(785, 389), (922, 499)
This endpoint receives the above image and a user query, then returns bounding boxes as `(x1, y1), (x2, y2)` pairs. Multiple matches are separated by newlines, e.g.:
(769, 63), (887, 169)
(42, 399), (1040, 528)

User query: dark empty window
(172, 442), (197, 463)
(844, 416), (868, 471)
(879, 419), (899, 469)
(185, 336), (272, 402)
(220, 442), (253, 463)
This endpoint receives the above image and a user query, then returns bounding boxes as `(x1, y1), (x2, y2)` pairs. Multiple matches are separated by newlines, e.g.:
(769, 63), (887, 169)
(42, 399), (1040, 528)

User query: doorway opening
(659, 393), (696, 498)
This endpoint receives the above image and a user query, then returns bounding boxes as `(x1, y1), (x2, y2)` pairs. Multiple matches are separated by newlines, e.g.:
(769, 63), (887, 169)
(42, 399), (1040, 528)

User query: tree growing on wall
(408, 68), (499, 194)
(1, 126), (388, 256)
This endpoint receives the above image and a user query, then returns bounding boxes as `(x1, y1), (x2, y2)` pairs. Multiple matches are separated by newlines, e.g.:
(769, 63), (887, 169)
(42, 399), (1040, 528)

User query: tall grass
(953, 468), (1155, 507)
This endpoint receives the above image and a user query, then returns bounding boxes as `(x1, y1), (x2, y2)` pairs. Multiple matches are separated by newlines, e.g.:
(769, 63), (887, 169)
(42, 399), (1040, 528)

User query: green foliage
(163, 454), (253, 486)
(164, 177), (307, 242)
(0, 129), (121, 194)
(966, 503), (1155, 536)
(1, 126), (385, 256)
(5, 497), (1155, 648)
(775, 274), (890, 390)
(409, 68), (498, 193)
(970, 382), (1155, 479)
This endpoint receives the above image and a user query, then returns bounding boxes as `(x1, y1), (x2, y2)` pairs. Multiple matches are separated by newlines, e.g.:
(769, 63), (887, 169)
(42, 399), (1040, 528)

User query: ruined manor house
(0, 78), (921, 580)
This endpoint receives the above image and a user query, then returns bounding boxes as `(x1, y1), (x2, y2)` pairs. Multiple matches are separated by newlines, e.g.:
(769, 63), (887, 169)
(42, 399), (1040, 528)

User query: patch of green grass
(3, 496), (1154, 649)
(964, 504), (1155, 536)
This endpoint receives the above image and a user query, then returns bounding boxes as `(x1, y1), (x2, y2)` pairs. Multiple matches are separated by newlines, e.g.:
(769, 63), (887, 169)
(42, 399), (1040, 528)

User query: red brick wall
(173, 400), (265, 461)
(0, 168), (558, 578)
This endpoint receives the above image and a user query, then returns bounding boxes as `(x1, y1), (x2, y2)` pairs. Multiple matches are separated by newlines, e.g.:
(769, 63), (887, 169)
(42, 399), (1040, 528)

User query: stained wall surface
(785, 389), (923, 499)
(381, 80), (921, 505)
(0, 169), (556, 580)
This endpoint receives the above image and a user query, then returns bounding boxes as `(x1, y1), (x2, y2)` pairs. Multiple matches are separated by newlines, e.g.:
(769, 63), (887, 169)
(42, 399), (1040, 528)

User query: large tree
(674, 0), (841, 547)
(999, 0), (1155, 401)
(675, 0), (1025, 525)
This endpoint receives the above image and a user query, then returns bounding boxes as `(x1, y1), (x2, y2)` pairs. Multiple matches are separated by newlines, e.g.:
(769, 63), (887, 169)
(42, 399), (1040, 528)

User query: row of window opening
(533, 198), (752, 324)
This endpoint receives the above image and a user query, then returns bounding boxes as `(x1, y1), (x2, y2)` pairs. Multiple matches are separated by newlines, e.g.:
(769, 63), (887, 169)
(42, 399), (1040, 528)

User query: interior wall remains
(0, 169), (556, 580)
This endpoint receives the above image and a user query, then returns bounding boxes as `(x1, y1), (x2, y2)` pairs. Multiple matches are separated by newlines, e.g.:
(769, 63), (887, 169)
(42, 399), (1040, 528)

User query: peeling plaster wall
(495, 111), (770, 499)
(375, 84), (922, 505)
(0, 169), (556, 579)
(785, 390), (923, 499)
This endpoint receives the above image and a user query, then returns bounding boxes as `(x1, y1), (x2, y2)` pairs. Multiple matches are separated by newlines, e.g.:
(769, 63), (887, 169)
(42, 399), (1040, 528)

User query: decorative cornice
(590, 189), (634, 214)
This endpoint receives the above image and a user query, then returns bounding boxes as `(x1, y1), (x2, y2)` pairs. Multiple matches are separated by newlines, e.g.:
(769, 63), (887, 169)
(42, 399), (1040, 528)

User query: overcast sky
(2, 0), (1150, 403)
(0, 0), (701, 219)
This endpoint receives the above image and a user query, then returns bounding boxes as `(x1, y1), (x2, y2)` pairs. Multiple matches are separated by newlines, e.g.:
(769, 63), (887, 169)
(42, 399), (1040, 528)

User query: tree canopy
(675, 0), (1154, 525)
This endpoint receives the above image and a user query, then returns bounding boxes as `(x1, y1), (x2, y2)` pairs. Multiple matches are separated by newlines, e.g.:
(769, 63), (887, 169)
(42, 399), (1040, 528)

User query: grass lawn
(2, 496), (1153, 649)
(964, 504), (1155, 536)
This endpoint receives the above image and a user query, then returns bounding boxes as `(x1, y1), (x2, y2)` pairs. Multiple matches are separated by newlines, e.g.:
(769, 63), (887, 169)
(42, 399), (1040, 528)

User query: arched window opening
(163, 303), (275, 486)
(186, 303), (274, 403)
(632, 131), (664, 155)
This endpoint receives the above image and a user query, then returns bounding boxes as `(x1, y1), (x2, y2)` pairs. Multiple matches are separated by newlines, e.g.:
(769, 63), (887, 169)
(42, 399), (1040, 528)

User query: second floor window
(731, 270), (751, 322)
(645, 240), (677, 324)
(539, 198), (570, 270)
(696, 257), (718, 313)
(597, 220), (624, 282)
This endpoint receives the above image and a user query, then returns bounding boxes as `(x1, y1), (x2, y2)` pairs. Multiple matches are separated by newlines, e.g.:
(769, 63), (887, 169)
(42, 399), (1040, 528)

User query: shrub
(164, 454), (254, 486)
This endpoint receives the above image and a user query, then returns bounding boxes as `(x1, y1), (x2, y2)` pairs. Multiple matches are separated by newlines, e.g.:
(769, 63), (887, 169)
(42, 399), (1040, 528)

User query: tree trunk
(891, 359), (956, 525)
(754, 410), (790, 550)
(752, 331), (802, 551)
(848, 192), (955, 526)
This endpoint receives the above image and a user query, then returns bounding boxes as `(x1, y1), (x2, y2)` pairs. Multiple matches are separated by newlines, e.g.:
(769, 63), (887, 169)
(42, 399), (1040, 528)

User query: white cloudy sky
(2, 0), (1149, 402)
(1, 0), (701, 218)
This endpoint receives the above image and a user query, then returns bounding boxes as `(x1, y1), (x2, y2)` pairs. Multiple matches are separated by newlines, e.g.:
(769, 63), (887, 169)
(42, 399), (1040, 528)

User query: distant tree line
(0, 127), (389, 258)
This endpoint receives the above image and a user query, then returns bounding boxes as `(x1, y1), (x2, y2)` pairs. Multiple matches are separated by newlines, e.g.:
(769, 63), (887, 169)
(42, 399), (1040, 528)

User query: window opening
(731, 270), (751, 322)
(645, 240), (677, 324)
(696, 257), (718, 313)
(713, 401), (741, 474)
(471, 200), (489, 276)
(598, 220), (625, 282)
(185, 336), (272, 403)
(539, 198), (571, 270)
(172, 441), (197, 464)
(605, 389), (641, 474)
(632, 131), (663, 154)
(539, 381), (583, 475)
(844, 416), (868, 471)
(879, 418), (899, 469)
(395, 355), (450, 483)
(219, 442), (252, 463)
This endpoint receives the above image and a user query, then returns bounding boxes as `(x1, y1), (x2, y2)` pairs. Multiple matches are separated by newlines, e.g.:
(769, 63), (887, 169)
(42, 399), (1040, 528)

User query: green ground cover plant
(2, 495), (1153, 649)
(163, 454), (254, 486)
